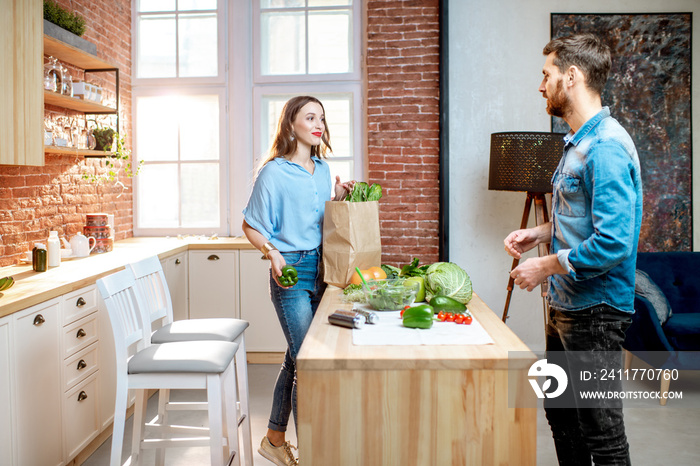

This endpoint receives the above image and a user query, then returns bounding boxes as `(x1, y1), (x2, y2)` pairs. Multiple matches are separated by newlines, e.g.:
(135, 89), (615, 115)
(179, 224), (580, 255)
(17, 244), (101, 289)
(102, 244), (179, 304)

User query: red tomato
(464, 315), (473, 325)
(437, 311), (446, 322)
(454, 314), (464, 324)
(445, 313), (455, 322)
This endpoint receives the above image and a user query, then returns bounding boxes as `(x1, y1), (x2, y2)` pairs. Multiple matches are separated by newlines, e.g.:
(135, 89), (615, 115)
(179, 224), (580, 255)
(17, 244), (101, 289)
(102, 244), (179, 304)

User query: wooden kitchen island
(297, 287), (537, 466)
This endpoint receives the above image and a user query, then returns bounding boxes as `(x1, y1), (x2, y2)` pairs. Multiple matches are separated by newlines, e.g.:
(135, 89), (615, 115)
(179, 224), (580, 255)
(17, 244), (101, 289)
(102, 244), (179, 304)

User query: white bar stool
(97, 269), (240, 466)
(127, 255), (253, 466)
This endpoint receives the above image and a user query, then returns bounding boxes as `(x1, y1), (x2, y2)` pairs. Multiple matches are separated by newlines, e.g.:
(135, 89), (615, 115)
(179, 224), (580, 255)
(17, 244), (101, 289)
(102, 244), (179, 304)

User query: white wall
(448, 0), (700, 350)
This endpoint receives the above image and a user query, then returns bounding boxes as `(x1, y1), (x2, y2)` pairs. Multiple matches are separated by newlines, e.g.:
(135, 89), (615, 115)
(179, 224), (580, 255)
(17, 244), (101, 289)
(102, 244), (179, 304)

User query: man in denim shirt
(504, 34), (642, 465)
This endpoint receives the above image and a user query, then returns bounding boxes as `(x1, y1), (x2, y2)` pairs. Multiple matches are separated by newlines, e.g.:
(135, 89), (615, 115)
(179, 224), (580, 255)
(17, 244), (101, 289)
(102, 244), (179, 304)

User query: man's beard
(545, 78), (571, 118)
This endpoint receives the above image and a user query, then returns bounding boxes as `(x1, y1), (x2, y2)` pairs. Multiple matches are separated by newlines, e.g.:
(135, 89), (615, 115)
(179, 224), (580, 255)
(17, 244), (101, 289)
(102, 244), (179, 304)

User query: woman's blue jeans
(544, 305), (632, 466)
(267, 247), (325, 432)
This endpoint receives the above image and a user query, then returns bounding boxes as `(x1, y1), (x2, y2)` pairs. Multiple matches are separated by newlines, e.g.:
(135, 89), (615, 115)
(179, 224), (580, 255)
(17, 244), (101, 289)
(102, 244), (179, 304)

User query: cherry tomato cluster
(437, 311), (473, 325)
(401, 306), (473, 325)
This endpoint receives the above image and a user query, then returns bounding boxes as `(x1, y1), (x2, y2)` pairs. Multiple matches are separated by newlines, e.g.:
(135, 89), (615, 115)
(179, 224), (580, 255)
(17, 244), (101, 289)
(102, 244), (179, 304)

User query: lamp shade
(488, 132), (566, 193)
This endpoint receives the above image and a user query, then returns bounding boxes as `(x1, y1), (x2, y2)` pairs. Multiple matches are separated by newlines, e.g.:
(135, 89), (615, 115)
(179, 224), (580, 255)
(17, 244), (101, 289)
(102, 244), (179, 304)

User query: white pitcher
(70, 233), (96, 257)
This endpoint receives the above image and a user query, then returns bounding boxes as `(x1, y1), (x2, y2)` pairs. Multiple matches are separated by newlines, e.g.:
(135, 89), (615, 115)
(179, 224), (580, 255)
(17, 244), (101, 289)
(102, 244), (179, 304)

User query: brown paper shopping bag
(322, 200), (382, 288)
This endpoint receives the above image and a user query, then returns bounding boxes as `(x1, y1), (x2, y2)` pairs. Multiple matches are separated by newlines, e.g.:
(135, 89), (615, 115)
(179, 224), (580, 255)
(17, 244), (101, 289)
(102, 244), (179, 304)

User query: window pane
(321, 95), (352, 157)
(326, 159), (353, 186)
(138, 15), (176, 78)
(261, 0), (304, 8)
(180, 95), (220, 161)
(308, 0), (352, 6)
(181, 163), (220, 227)
(261, 12), (305, 75)
(179, 13), (218, 77)
(179, 0), (216, 10)
(137, 164), (179, 228)
(136, 96), (179, 162)
(138, 0), (175, 12)
(308, 11), (351, 74)
(260, 96), (289, 161)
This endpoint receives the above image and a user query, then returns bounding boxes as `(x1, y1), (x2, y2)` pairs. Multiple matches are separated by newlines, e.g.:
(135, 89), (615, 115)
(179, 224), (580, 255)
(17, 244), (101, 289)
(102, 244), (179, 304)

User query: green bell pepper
(279, 265), (298, 287)
(402, 304), (434, 329)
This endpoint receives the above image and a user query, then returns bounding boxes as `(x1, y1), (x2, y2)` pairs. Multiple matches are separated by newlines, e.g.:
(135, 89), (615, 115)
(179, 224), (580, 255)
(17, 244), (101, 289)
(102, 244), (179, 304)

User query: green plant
(92, 126), (116, 152)
(44, 0), (86, 37)
(82, 127), (143, 189)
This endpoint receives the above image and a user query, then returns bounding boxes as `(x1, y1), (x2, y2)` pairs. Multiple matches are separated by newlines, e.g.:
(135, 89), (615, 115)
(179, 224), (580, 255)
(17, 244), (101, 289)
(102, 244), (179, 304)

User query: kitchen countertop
(0, 236), (255, 318)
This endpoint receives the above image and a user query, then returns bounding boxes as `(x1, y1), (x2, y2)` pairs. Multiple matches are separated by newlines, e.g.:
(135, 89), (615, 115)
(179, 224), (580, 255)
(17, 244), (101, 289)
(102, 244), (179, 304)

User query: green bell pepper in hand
(279, 265), (298, 287)
(402, 304), (434, 329)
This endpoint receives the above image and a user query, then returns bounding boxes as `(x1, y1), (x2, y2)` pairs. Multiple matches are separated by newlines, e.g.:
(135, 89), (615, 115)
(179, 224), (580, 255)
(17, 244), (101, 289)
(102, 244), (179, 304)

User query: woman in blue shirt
(243, 96), (354, 466)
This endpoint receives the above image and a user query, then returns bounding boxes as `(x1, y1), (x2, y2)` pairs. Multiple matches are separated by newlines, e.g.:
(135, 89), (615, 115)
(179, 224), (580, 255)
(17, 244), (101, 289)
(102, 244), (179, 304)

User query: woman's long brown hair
(259, 96), (332, 169)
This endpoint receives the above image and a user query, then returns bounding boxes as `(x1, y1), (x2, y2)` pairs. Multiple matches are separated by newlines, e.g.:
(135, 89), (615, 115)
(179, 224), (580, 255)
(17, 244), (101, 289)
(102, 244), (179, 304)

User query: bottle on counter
(32, 243), (47, 272)
(48, 231), (61, 267)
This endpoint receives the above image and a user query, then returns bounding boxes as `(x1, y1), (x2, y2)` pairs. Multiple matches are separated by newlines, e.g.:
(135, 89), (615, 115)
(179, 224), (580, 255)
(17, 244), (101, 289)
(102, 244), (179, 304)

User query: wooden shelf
(44, 90), (116, 114)
(42, 33), (120, 160)
(44, 35), (117, 70)
(44, 146), (112, 157)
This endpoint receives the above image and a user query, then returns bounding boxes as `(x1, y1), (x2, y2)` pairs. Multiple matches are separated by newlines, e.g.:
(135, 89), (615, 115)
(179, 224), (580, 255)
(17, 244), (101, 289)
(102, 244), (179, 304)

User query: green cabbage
(424, 262), (473, 304)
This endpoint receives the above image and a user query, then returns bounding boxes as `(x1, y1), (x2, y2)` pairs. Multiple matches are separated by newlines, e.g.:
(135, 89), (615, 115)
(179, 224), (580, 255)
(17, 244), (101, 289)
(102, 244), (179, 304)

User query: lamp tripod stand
(501, 192), (550, 331)
(488, 131), (565, 334)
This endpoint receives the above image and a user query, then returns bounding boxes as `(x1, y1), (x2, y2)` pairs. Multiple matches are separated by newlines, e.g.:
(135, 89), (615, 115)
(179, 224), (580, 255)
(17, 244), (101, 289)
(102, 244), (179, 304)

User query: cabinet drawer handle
(77, 391), (88, 402)
(76, 297), (87, 307)
(77, 359), (87, 370)
(207, 255), (220, 261)
(175, 258), (181, 265)
(33, 314), (45, 326)
(76, 328), (87, 338)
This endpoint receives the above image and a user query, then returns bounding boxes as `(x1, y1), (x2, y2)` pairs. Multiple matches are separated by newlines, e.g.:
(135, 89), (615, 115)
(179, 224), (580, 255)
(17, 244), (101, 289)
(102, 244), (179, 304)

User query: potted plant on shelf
(83, 121), (143, 195)
(92, 125), (116, 152)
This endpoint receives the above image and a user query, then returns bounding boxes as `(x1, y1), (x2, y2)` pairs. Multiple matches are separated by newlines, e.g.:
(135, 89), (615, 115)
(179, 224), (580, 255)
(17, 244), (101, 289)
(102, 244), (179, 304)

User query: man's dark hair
(543, 33), (611, 95)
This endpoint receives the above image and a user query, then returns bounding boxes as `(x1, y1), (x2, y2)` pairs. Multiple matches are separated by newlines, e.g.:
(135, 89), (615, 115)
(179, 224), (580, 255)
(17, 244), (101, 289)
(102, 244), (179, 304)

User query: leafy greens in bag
(348, 182), (382, 202)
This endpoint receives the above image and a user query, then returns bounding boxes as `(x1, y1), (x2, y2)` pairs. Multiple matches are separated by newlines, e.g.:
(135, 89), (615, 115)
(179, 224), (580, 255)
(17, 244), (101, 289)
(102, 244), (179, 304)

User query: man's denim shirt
(549, 107), (643, 313)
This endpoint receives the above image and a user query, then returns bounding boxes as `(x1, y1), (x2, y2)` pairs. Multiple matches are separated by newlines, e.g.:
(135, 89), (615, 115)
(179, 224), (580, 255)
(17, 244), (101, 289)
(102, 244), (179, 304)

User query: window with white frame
(133, 0), (226, 235)
(252, 0), (363, 187)
(132, 0), (363, 235)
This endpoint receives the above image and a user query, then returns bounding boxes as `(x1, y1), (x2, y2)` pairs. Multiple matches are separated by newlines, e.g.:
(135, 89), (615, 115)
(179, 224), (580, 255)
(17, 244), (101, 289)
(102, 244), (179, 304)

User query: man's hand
(510, 255), (566, 292)
(504, 228), (540, 259)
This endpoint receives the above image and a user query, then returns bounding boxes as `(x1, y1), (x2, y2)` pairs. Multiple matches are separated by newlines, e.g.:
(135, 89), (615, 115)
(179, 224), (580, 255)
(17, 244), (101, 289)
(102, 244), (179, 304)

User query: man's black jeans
(544, 305), (633, 466)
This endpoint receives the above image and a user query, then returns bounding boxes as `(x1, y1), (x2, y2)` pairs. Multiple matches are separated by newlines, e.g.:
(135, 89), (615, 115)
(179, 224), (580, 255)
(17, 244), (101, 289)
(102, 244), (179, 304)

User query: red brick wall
(0, 0), (132, 266)
(366, 0), (441, 267)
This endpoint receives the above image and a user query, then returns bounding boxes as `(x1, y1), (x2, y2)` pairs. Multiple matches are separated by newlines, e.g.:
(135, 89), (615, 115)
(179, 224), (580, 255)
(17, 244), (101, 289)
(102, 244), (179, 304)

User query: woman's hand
(268, 250), (292, 288)
(333, 176), (355, 201)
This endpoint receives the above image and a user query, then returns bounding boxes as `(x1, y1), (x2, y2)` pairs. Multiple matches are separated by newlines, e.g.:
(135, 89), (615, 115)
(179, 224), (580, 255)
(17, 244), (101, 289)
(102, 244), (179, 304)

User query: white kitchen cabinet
(12, 299), (63, 466)
(161, 251), (189, 321)
(60, 285), (101, 462)
(188, 250), (239, 319)
(0, 316), (13, 466)
(239, 250), (287, 352)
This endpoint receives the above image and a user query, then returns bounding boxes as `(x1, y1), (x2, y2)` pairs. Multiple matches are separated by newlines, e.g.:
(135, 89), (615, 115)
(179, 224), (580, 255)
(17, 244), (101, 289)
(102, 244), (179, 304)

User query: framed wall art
(551, 13), (692, 252)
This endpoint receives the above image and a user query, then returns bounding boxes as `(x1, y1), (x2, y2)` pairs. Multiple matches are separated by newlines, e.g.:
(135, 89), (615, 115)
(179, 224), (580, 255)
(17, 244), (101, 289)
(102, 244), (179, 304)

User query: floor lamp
(488, 132), (565, 328)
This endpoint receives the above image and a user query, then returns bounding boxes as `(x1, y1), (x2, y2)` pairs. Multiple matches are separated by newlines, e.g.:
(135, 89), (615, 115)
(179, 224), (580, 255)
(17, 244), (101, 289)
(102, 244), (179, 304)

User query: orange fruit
(350, 269), (373, 285)
(368, 266), (387, 280)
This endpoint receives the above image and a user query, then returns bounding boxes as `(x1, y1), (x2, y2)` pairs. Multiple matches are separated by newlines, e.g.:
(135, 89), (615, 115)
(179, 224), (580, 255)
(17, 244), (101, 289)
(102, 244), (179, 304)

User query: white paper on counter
(351, 303), (495, 346)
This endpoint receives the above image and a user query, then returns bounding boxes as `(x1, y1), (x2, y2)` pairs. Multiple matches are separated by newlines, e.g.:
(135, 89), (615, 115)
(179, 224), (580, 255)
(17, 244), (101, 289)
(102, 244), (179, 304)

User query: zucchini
(429, 295), (466, 313)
